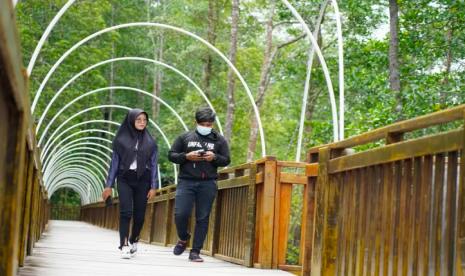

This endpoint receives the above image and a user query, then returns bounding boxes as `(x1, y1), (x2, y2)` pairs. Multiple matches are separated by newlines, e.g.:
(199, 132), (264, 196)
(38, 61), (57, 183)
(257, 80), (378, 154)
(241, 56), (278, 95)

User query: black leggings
(117, 170), (150, 248)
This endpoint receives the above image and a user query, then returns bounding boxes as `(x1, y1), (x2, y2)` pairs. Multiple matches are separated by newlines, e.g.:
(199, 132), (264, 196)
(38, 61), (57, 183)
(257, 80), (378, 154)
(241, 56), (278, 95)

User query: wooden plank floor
(19, 220), (292, 276)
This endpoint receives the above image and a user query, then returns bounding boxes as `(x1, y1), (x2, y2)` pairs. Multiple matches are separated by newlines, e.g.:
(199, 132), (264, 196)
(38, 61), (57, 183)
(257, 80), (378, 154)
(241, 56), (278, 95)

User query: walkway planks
(18, 220), (292, 276)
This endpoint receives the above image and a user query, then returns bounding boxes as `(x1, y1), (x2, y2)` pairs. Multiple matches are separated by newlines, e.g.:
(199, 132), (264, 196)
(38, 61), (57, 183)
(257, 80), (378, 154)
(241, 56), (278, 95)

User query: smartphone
(197, 149), (206, 156)
(105, 196), (112, 207)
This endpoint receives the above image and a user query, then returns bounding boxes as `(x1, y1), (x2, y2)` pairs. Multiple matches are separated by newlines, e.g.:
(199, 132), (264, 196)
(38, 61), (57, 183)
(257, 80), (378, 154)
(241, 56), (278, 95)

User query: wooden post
(456, 112), (465, 275)
(258, 157), (277, 268)
(302, 165), (318, 276)
(18, 150), (34, 266)
(243, 163), (257, 267)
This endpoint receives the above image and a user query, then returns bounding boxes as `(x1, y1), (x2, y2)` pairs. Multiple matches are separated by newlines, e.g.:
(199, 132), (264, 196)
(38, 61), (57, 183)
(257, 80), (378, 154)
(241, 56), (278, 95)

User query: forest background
(15, 0), (465, 263)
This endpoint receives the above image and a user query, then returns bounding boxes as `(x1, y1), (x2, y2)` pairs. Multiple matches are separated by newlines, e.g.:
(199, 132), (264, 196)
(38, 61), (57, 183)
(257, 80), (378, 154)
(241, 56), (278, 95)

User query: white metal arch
(47, 169), (100, 202)
(30, 22), (266, 156)
(47, 157), (108, 185)
(295, 0), (345, 161)
(42, 129), (114, 165)
(48, 173), (96, 203)
(43, 136), (113, 171)
(282, 0), (339, 143)
(48, 164), (103, 196)
(39, 105), (167, 151)
(39, 86), (189, 144)
(44, 150), (110, 181)
(43, 141), (112, 176)
(45, 151), (118, 198)
(40, 119), (119, 162)
(36, 58), (220, 134)
(39, 105), (178, 184)
(43, 141), (111, 185)
(49, 183), (90, 205)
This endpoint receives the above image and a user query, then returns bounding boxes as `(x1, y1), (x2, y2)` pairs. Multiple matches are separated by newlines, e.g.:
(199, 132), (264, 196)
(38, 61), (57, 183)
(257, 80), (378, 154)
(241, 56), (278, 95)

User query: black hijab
(113, 109), (156, 178)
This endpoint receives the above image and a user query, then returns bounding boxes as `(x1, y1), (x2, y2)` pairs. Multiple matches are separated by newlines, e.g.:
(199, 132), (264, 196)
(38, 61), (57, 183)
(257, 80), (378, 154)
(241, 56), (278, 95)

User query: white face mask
(196, 125), (212, 136)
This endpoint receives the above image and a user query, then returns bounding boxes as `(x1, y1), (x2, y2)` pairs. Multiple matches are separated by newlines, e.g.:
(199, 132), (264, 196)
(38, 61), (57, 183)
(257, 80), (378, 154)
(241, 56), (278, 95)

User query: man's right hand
(186, 151), (206, 161)
(102, 187), (112, 201)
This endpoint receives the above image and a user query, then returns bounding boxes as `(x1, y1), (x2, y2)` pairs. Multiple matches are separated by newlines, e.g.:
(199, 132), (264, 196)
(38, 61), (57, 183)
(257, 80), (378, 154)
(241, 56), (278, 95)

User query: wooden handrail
(309, 104), (465, 153)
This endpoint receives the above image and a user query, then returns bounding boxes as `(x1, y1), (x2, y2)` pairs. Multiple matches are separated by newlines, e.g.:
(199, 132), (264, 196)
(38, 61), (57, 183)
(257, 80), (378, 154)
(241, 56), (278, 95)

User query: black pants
(117, 170), (150, 248)
(174, 179), (217, 253)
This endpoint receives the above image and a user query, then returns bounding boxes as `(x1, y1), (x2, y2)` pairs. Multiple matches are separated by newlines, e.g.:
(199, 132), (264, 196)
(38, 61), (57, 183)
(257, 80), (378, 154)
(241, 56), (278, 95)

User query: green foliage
(16, 0), (465, 263)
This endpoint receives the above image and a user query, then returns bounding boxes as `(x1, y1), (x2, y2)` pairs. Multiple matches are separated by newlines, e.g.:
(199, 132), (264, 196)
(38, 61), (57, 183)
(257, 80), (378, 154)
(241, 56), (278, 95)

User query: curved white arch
(42, 129), (114, 164)
(47, 156), (108, 184)
(44, 150), (110, 181)
(282, 0), (339, 143)
(39, 86), (189, 143)
(36, 57), (220, 134)
(49, 183), (89, 204)
(39, 105), (178, 183)
(40, 119), (119, 162)
(48, 173), (96, 203)
(39, 105), (166, 150)
(44, 137), (112, 177)
(44, 141), (112, 176)
(26, 0), (77, 75)
(30, 22), (266, 156)
(45, 151), (118, 198)
(48, 164), (103, 195)
(48, 169), (100, 201)
(294, 0), (345, 161)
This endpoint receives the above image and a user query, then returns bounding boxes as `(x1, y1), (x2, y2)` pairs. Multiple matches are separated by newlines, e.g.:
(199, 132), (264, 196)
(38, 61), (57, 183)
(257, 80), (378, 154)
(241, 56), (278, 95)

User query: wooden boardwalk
(18, 220), (292, 276)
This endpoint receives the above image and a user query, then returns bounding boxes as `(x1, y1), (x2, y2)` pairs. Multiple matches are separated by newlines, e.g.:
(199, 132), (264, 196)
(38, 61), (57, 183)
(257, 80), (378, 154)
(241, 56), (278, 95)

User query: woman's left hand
(147, 188), (157, 200)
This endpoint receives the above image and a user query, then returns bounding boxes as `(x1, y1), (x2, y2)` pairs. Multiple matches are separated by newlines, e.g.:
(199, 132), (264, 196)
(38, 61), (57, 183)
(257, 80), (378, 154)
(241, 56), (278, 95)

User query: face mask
(197, 125), (212, 136)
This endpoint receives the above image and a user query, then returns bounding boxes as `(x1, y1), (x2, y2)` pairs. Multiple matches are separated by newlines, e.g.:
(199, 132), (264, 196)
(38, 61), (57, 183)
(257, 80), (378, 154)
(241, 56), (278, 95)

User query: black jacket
(168, 129), (230, 180)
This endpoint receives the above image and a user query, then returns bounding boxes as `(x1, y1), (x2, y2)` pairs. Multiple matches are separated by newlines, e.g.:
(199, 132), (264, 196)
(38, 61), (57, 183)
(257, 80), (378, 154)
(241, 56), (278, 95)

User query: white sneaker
(121, 245), (131, 259)
(130, 242), (138, 256)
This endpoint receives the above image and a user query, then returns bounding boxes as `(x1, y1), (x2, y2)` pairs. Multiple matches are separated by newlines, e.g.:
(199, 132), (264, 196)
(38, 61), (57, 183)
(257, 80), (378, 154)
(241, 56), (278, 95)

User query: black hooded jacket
(106, 109), (159, 189)
(168, 129), (230, 180)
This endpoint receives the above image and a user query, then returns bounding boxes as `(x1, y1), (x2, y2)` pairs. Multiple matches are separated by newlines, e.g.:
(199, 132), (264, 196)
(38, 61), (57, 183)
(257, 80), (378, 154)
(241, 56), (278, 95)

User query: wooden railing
(0, 3), (50, 275)
(80, 157), (317, 273)
(307, 105), (465, 275)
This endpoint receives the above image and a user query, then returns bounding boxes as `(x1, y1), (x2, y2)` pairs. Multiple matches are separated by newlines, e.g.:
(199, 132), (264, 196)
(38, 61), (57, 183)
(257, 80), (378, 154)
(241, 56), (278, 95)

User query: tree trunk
(149, 0), (163, 121)
(441, 26), (453, 106)
(201, 0), (219, 97)
(104, 2), (116, 137)
(224, 0), (240, 144)
(246, 1), (275, 162)
(388, 0), (402, 119)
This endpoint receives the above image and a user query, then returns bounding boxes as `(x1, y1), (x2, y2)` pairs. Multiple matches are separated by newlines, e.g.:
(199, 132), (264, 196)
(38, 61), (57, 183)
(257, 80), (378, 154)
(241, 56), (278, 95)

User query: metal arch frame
(40, 119), (119, 162)
(30, 22), (267, 156)
(282, 0), (339, 143)
(47, 164), (103, 198)
(295, 0), (345, 161)
(36, 57), (220, 134)
(49, 183), (90, 205)
(43, 136), (113, 172)
(45, 153), (109, 184)
(44, 141), (112, 176)
(44, 150), (110, 180)
(44, 146), (111, 177)
(39, 105), (178, 183)
(47, 157), (108, 185)
(39, 105), (166, 150)
(47, 169), (100, 202)
(48, 172), (97, 203)
(42, 129), (114, 165)
(39, 85), (189, 145)
(45, 151), (117, 198)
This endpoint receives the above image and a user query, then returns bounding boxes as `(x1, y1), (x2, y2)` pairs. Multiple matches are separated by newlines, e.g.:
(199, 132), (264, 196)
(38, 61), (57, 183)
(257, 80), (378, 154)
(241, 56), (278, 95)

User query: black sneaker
(188, 251), (204, 262)
(173, 240), (188, 255)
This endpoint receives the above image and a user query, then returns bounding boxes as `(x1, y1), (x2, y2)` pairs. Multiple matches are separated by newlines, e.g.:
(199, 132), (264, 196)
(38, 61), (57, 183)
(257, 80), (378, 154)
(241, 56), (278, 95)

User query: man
(168, 107), (230, 262)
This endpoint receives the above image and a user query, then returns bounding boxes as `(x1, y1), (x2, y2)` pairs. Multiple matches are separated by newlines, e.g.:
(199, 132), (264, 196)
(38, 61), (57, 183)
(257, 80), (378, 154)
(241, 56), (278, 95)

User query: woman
(102, 108), (158, 259)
